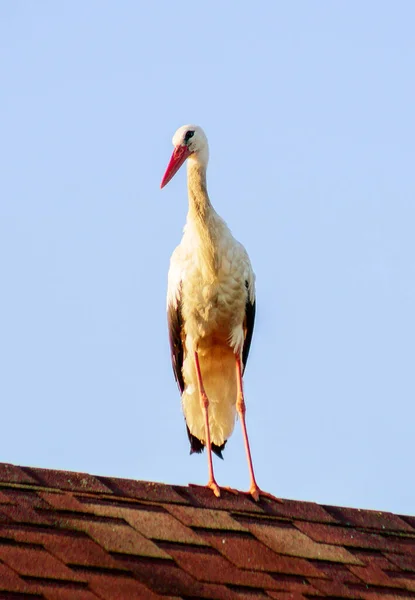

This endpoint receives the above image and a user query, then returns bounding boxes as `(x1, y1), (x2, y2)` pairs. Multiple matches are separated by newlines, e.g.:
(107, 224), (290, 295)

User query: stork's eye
(184, 130), (195, 143)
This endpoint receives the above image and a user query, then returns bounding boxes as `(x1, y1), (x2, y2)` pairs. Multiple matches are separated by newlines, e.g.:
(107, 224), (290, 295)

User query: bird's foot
(222, 484), (283, 503)
(206, 479), (221, 498)
(248, 482), (283, 503)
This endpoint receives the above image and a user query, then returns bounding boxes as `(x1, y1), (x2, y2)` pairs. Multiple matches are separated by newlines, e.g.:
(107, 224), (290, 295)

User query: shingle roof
(0, 463), (414, 599)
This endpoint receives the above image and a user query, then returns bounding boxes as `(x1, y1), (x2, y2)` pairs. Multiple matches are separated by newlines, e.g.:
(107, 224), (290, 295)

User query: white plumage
(161, 124), (263, 500)
(168, 208), (255, 446)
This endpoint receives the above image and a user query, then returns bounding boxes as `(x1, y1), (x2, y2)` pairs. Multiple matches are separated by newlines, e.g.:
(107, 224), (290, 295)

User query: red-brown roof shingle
(0, 463), (413, 599)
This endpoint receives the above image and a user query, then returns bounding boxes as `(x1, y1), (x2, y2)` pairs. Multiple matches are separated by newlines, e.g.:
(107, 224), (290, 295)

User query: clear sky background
(0, 1), (414, 515)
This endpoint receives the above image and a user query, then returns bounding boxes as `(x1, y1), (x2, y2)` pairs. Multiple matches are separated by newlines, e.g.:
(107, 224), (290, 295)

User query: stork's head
(160, 125), (209, 189)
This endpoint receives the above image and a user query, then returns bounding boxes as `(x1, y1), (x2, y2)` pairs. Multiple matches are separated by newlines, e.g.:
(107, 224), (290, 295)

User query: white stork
(161, 125), (265, 501)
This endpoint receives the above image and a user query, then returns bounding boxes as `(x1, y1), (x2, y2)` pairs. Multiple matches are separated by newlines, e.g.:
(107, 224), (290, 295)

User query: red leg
(236, 356), (282, 503)
(194, 351), (220, 497)
(235, 356), (261, 500)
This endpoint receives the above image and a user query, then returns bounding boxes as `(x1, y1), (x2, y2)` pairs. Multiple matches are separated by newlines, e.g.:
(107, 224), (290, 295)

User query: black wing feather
(167, 288), (185, 394)
(242, 282), (256, 374)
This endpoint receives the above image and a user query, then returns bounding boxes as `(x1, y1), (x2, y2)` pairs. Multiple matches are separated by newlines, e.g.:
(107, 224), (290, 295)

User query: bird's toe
(207, 480), (221, 498)
(248, 483), (283, 503)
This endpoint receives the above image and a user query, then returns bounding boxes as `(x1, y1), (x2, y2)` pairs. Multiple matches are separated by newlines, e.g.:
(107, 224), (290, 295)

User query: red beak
(160, 145), (191, 189)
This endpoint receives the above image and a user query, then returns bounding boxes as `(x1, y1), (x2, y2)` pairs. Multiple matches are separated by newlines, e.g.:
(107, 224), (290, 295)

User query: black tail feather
(187, 426), (204, 454)
(212, 441), (226, 459)
(186, 425), (227, 459)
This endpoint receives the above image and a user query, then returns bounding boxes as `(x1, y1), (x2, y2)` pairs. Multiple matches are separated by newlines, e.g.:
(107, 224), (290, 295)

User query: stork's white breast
(181, 249), (246, 347)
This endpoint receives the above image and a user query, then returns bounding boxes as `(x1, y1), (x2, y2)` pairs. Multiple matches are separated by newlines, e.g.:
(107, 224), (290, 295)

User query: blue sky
(0, 1), (414, 515)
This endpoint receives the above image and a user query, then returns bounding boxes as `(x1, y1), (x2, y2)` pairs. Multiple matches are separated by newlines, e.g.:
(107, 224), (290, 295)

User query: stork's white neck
(186, 156), (213, 221)
(186, 155), (220, 277)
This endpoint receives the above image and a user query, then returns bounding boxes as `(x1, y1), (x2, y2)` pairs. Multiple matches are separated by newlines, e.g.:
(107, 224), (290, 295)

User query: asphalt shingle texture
(0, 463), (413, 599)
